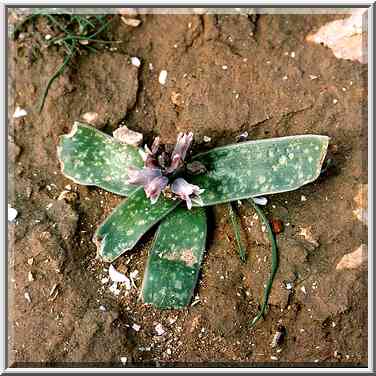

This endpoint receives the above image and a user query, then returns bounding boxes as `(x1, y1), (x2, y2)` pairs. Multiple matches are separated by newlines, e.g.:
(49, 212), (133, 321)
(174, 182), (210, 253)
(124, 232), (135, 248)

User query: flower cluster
(128, 133), (205, 209)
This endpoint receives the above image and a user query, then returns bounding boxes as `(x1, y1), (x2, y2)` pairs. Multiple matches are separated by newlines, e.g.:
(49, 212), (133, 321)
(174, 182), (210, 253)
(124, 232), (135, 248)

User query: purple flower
(171, 178), (204, 210)
(127, 132), (204, 208)
(166, 132), (193, 173)
(145, 176), (169, 204)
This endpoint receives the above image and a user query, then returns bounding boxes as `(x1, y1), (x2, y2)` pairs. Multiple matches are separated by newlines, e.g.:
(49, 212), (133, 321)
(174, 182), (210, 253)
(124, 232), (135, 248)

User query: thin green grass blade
(94, 188), (180, 263)
(141, 206), (207, 309)
(57, 122), (143, 196)
(191, 135), (329, 206)
(247, 199), (279, 327)
(227, 202), (246, 263)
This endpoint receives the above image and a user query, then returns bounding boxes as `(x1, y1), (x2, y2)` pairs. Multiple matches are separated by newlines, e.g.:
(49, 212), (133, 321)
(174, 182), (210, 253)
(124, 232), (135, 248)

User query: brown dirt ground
(8, 10), (368, 367)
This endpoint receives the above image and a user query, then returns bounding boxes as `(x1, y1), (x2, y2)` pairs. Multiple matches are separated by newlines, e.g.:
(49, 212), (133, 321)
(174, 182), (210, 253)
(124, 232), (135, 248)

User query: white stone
(131, 57), (141, 67)
(155, 323), (166, 336)
(13, 106), (27, 119)
(159, 70), (168, 85)
(8, 206), (17, 222)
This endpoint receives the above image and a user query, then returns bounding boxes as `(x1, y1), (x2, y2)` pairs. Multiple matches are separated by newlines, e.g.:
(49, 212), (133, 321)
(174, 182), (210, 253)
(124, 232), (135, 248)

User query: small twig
(227, 202), (246, 263)
(247, 198), (279, 327)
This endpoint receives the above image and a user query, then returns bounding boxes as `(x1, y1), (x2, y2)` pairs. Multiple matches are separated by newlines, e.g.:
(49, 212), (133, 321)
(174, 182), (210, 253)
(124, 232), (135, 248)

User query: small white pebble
(13, 106), (27, 119)
(99, 305), (106, 312)
(290, 51), (295, 58)
(332, 322), (336, 327)
(8, 206), (18, 222)
(24, 292), (32, 303)
(65, 184), (71, 191)
(166, 348), (172, 355)
(261, 225), (266, 232)
(132, 323), (141, 332)
(300, 328), (305, 333)
(342, 87), (347, 92)
(131, 57), (141, 67)
(203, 136), (211, 143)
(301, 195), (307, 202)
(101, 277), (109, 284)
(159, 70), (168, 85)
(253, 197), (268, 206)
(188, 22), (192, 28)
(45, 34), (52, 40)
(173, 43), (178, 48)
(309, 74), (318, 80)
(282, 75), (288, 80)
(28, 271), (34, 282)
(270, 356), (278, 361)
(155, 323), (166, 336)
(149, 63), (154, 71)
(301, 286), (307, 294)
(222, 65), (228, 70)
(285, 282), (293, 290)
(333, 99), (338, 104)
(27, 258), (34, 266)
(120, 356), (128, 364)
(121, 17), (141, 27)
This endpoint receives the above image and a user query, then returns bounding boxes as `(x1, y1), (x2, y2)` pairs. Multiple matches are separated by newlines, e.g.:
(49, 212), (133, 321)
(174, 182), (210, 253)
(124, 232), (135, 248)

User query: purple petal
(165, 154), (182, 174)
(127, 167), (161, 186)
(145, 176), (168, 204)
(171, 132), (193, 162)
(151, 136), (160, 154)
(171, 178), (203, 209)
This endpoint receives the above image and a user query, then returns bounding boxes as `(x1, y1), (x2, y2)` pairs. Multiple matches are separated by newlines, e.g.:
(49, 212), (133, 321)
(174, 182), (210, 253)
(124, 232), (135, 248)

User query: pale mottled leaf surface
(57, 122), (143, 196)
(141, 206), (207, 309)
(191, 135), (329, 206)
(95, 188), (180, 262)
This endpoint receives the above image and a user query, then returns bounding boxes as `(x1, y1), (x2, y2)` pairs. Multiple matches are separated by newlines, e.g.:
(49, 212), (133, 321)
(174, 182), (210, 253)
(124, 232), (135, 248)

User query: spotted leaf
(94, 188), (180, 262)
(57, 122), (143, 196)
(140, 206), (207, 309)
(191, 135), (329, 206)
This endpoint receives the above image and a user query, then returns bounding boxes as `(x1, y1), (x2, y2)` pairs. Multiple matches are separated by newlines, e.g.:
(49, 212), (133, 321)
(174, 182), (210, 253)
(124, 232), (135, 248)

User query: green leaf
(57, 122), (143, 196)
(94, 188), (180, 262)
(140, 206), (207, 309)
(191, 135), (329, 206)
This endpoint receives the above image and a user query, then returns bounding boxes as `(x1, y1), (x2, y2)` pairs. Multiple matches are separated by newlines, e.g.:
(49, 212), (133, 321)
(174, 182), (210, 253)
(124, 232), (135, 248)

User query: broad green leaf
(191, 135), (329, 206)
(94, 189), (180, 262)
(57, 122), (143, 196)
(141, 206), (207, 309)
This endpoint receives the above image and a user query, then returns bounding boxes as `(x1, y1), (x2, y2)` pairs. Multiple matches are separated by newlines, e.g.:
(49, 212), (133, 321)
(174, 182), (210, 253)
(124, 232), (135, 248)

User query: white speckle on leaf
(120, 356), (128, 364)
(300, 286), (307, 294)
(45, 34), (52, 40)
(159, 70), (168, 85)
(8, 206), (18, 222)
(132, 323), (141, 331)
(13, 106), (27, 119)
(131, 56), (141, 67)
(301, 195), (307, 202)
(309, 74), (319, 80)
